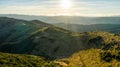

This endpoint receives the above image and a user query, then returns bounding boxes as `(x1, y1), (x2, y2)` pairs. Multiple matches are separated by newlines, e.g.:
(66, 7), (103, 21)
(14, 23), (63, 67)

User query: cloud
(0, 0), (120, 16)
(0, 5), (90, 16)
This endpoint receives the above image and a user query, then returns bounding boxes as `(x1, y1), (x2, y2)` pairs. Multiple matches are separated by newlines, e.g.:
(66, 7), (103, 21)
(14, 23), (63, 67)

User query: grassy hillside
(62, 49), (120, 67)
(0, 49), (120, 67)
(0, 52), (60, 67)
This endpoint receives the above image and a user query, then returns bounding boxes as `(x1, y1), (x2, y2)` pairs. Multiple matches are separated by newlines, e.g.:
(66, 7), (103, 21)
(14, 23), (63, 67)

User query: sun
(60, 0), (72, 9)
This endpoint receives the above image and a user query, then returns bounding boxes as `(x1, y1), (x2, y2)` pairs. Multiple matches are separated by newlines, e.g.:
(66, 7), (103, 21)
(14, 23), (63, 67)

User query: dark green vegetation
(0, 17), (120, 67)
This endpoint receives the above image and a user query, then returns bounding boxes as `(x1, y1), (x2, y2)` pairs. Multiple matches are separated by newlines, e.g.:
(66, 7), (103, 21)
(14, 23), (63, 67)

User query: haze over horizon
(0, 0), (120, 16)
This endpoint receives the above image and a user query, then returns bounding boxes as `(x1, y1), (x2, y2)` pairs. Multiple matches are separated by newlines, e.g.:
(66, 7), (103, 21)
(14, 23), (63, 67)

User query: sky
(0, 0), (120, 16)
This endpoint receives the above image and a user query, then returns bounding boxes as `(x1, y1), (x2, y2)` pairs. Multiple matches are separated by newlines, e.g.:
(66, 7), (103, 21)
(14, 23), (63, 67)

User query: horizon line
(0, 13), (120, 17)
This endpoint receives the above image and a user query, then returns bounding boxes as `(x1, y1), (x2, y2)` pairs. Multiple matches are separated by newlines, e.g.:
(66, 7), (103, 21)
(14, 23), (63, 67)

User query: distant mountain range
(0, 14), (120, 24)
(54, 23), (120, 33)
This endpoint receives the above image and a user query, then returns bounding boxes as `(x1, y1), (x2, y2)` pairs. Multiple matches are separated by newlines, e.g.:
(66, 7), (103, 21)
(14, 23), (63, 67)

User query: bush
(100, 51), (112, 62)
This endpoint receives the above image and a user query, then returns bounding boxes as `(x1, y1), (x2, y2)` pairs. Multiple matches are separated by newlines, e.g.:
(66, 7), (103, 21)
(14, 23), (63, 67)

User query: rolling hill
(0, 17), (120, 67)
(0, 17), (104, 59)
